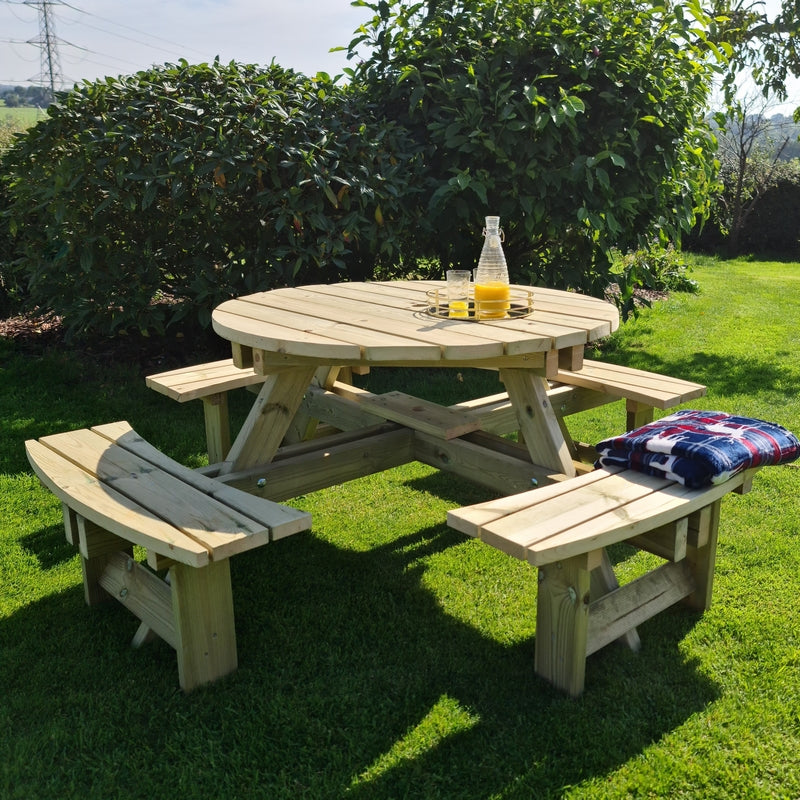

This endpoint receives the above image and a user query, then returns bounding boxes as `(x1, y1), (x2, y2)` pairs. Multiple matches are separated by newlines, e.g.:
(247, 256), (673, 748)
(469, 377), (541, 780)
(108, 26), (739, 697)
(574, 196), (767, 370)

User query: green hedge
(739, 173), (800, 256)
(347, 0), (719, 293)
(0, 61), (419, 336)
(688, 159), (800, 257)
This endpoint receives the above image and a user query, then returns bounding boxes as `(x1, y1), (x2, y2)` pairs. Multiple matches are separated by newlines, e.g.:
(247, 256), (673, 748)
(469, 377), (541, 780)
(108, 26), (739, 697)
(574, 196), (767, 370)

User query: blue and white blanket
(595, 409), (800, 488)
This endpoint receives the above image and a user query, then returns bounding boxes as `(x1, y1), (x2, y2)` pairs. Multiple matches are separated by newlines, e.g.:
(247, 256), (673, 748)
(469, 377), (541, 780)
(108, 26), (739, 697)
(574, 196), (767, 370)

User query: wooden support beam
(214, 425), (416, 502)
(414, 430), (558, 494)
(682, 499), (722, 611)
(559, 344), (584, 372)
(687, 505), (713, 548)
(305, 388), (384, 431)
(590, 549), (641, 652)
(63, 503), (79, 546)
(500, 368), (577, 478)
(98, 550), (177, 649)
(78, 518), (132, 606)
(218, 366), (317, 474)
(358, 391), (484, 439)
(231, 343), (253, 369)
(547, 383), (620, 419)
(282, 367), (342, 445)
(629, 517), (689, 562)
(77, 516), (129, 559)
(626, 400), (656, 431)
(170, 559), (237, 692)
(587, 560), (695, 657)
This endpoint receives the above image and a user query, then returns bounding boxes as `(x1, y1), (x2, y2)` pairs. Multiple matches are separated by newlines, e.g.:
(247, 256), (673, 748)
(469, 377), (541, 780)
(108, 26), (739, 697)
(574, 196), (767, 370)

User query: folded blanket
(595, 409), (800, 488)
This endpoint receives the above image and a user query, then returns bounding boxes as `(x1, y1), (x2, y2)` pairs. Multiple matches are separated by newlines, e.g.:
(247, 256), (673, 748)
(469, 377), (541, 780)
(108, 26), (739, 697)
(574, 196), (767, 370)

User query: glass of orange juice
(446, 270), (471, 318)
(473, 280), (510, 319)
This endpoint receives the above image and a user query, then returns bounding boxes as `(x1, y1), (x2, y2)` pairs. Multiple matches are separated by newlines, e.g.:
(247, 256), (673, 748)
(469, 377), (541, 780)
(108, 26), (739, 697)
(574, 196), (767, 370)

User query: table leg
(217, 366), (317, 474)
(499, 368), (577, 477)
(282, 367), (342, 444)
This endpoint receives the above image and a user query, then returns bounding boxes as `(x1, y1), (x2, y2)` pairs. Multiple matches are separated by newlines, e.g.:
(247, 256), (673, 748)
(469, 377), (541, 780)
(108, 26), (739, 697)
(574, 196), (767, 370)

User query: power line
(59, 16), (194, 59)
(56, 0), (207, 58)
(1, 0), (203, 88)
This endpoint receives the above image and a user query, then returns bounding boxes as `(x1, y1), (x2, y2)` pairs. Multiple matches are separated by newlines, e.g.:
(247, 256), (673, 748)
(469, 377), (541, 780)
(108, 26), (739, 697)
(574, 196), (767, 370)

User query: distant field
(0, 105), (44, 128)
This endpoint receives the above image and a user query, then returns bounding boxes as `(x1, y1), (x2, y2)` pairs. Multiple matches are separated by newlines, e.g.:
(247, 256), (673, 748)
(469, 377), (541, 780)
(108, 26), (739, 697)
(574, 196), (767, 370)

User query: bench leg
(202, 392), (232, 464)
(170, 560), (237, 692)
(535, 551), (596, 696)
(67, 510), (132, 606)
(626, 400), (655, 431)
(682, 499), (722, 611)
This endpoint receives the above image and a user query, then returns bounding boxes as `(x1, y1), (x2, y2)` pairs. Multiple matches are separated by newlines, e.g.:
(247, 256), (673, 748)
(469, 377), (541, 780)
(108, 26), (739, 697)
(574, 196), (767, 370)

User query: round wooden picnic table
(212, 280), (619, 370)
(211, 280), (620, 483)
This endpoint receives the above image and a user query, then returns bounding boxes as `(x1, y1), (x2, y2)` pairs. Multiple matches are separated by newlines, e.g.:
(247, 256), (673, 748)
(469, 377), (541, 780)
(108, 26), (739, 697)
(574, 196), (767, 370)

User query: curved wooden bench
(553, 359), (707, 430)
(448, 465), (758, 696)
(26, 421), (311, 691)
(146, 359), (266, 463)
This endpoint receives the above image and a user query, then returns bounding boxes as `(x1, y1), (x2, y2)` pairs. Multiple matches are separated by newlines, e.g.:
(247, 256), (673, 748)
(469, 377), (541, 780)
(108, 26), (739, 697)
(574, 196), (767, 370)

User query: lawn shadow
(234, 526), (720, 798)
(1, 508), (720, 799)
(18, 522), (76, 570)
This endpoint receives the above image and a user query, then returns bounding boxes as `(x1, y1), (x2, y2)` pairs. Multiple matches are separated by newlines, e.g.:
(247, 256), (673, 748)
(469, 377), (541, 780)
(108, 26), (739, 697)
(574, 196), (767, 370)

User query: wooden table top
(212, 280), (619, 368)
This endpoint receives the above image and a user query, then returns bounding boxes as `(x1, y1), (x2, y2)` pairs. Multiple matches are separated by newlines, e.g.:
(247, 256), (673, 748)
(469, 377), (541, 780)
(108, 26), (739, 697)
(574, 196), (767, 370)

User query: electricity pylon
(25, 0), (63, 97)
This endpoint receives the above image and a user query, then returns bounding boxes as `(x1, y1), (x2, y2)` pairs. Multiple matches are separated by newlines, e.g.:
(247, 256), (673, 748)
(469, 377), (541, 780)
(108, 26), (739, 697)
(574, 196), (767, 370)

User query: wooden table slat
(284, 282), (603, 353)
(212, 308), (362, 361)
(248, 285), (509, 360)
(219, 295), (444, 362)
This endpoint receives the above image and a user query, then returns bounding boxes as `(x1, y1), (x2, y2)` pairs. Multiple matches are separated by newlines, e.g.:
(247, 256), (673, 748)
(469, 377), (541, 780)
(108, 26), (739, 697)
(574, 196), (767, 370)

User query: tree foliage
(712, 0), (800, 110)
(346, 0), (722, 294)
(0, 85), (52, 108)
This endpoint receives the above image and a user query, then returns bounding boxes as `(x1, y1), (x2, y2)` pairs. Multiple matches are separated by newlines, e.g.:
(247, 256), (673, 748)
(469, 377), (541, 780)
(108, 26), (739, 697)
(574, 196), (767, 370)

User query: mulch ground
(0, 312), (230, 373)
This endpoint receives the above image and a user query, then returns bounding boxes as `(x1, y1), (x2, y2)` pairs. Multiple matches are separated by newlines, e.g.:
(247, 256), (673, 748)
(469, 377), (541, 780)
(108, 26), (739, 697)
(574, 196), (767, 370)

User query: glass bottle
(474, 216), (510, 319)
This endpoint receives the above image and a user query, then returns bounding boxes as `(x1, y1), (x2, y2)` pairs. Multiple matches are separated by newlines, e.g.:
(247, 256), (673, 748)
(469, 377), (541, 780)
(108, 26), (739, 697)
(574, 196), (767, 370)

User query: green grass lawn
(0, 105), (43, 129)
(1, 257), (799, 799)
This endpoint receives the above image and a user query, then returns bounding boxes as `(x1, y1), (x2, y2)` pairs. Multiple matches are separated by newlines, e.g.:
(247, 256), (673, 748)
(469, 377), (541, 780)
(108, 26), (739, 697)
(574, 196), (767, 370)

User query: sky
(0, 0), (373, 88)
(1, 0), (798, 114)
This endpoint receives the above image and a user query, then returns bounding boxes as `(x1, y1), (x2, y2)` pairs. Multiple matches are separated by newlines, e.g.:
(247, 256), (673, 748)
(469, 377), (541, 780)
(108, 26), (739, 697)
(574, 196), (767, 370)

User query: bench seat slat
(92, 421), (311, 541)
(521, 472), (753, 565)
(25, 439), (211, 567)
(460, 467), (757, 567)
(556, 360), (706, 408)
(480, 470), (673, 559)
(146, 358), (264, 402)
(36, 427), (273, 560)
(446, 468), (615, 537)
